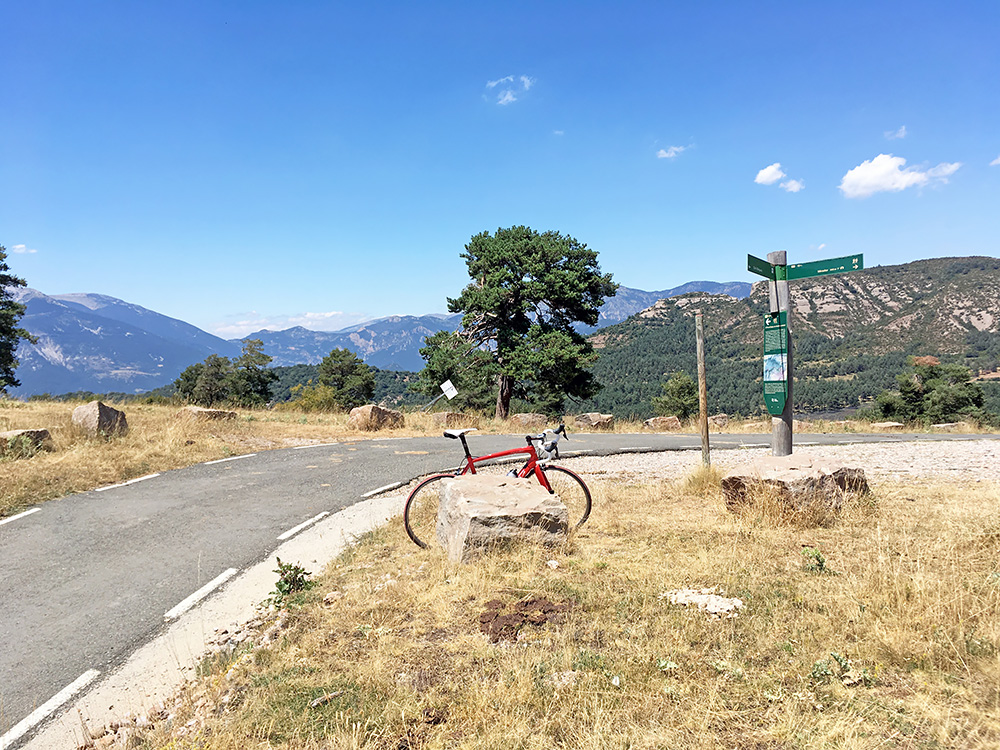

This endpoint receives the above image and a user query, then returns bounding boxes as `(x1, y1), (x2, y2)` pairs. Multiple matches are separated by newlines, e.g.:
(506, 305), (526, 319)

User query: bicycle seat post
(459, 433), (473, 459)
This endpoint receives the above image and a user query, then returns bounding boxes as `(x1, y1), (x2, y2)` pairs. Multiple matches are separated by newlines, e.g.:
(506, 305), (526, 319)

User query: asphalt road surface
(3, 430), (998, 746)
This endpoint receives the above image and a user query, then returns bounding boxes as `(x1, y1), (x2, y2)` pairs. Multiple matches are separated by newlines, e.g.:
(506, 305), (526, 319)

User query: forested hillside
(581, 257), (1000, 419)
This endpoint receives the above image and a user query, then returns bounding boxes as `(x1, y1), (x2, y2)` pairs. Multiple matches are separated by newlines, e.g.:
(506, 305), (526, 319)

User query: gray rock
(721, 453), (869, 519)
(71, 401), (128, 437)
(644, 416), (681, 431)
(871, 421), (905, 430)
(708, 413), (729, 429)
(574, 412), (614, 430)
(437, 475), (568, 562)
(348, 404), (404, 431)
(0, 428), (54, 456)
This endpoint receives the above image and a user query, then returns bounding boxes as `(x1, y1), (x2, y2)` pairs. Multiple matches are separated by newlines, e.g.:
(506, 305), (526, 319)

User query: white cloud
(839, 153), (962, 199)
(780, 179), (804, 193)
(553, 130), (564, 136)
(486, 74), (534, 105)
(884, 125), (907, 140)
(211, 311), (373, 339)
(755, 163), (786, 185)
(9, 244), (37, 254)
(656, 146), (685, 159)
(989, 155), (1000, 167)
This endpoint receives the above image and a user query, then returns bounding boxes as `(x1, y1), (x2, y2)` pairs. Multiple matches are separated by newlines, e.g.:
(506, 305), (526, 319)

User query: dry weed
(136, 474), (1000, 749)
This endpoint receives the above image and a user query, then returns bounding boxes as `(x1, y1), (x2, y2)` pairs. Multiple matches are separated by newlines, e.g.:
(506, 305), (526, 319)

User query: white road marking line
(204, 454), (257, 465)
(95, 473), (161, 492)
(293, 443), (339, 450)
(164, 568), (238, 621)
(277, 511), (330, 540)
(0, 669), (100, 748)
(0, 507), (40, 526)
(362, 481), (406, 498)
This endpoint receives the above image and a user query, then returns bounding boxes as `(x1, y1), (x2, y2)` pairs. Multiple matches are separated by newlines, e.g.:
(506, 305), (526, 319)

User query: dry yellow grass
(138, 471), (1000, 749)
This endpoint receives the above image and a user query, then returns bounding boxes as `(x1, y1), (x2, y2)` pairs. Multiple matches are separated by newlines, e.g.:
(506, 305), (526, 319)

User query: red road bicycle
(403, 425), (592, 549)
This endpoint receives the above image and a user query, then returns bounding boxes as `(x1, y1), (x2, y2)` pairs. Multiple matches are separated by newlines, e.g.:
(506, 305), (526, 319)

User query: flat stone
(871, 421), (905, 430)
(574, 412), (614, 430)
(644, 416), (681, 431)
(708, 413), (729, 429)
(180, 406), (237, 420)
(721, 453), (869, 518)
(0, 428), (54, 455)
(348, 404), (404, 431)
(437, 474), (568, 562)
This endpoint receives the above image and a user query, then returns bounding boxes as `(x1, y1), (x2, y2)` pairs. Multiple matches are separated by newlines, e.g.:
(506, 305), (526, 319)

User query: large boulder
(180, 405), (237, 421)
(574, 412), (614, 430)
(509, 413), (548, 430)
(437, 474), (568, 563)
(721, 453), (869, 520)
(644, 416), (682, 431)
(432, 412), (480, 429)
(871, 421), (905, 431)
(72, 401), (128, 437)
(348, 404), (404, 431)
(708, 413), (729, 430)
(1, 428), (54, 457)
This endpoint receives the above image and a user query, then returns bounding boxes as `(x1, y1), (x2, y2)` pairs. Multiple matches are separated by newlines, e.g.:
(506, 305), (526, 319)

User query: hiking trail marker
(747, 251), (864, 456)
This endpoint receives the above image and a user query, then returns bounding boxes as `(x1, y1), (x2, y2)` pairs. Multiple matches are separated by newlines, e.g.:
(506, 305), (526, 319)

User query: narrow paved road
(2, 431), (996, 746)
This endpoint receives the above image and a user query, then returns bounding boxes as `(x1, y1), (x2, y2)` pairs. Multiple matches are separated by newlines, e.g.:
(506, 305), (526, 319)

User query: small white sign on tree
(440, 379), (458, 400)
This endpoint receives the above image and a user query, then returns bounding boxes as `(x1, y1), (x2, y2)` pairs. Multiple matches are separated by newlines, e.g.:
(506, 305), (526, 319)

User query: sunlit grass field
(136, 471), (1000, 749)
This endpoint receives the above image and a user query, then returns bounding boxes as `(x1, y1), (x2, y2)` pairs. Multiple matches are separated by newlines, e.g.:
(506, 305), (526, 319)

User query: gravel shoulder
(559, 439), (1000, 484)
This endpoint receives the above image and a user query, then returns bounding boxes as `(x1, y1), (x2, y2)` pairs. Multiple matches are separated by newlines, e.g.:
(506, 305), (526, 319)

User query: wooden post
(768, 250), (793, 456)
(695, 310), (710, 465)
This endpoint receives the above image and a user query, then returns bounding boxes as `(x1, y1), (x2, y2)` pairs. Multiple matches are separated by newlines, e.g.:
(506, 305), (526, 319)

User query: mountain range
(7, 280), (750, 397)
(582, 256), (1000, 418)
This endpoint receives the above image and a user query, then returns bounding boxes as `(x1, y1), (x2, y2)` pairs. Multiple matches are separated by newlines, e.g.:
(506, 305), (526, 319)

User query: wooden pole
(768, 250), (793, 456)
(695, 310), (710, 465)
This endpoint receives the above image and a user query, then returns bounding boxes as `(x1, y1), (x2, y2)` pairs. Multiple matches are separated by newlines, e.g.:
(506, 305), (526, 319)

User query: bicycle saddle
(443, 428), (478, 439)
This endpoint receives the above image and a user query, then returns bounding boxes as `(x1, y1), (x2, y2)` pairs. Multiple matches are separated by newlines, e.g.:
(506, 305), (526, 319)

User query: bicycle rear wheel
(403, 473), (452, 549)
(538, 465), (592, 530)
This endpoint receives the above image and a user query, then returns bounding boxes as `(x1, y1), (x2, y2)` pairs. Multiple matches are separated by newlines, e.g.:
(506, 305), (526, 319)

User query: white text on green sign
(786, 254), (863, 280)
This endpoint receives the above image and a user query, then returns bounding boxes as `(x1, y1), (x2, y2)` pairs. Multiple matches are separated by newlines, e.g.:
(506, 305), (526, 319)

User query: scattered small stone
(546, 670), (579, 688)
(309, 691), (343, 708)
(323, 591), (344, 605)
(661, 588), (744, 618)
(546, 560), (560, 569)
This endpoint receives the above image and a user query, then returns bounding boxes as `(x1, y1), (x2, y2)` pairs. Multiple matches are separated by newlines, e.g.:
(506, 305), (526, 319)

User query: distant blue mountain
(9, 289), (240, 396)
(8, 282), (751, 396)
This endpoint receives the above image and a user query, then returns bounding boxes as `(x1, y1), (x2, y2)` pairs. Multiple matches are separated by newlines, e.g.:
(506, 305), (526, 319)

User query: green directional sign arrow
(787, 254), (863, 280)
(747, 254), (776, 279)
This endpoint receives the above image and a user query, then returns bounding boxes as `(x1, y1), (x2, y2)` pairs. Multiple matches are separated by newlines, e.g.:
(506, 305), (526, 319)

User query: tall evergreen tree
(447, 226), (617, 418)
(0, 246), (37, 393)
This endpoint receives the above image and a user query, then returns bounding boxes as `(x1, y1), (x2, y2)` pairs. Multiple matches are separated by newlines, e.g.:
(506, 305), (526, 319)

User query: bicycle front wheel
(539, 465), (592, 530)
(403, 473), (452, 549)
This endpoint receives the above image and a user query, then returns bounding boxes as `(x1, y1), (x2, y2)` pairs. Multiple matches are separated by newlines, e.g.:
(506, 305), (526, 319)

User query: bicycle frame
(448, 432), (554, 492)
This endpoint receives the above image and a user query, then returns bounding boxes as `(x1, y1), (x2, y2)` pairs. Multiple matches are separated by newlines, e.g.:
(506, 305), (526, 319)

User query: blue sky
(3, 1), (998, 338)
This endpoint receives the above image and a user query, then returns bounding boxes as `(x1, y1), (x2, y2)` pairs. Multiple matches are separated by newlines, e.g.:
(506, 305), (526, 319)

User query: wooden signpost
(747, 251), (864, 456)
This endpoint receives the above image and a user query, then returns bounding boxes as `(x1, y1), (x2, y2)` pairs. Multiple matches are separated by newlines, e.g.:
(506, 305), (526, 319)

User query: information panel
(763, 311), (788, 416)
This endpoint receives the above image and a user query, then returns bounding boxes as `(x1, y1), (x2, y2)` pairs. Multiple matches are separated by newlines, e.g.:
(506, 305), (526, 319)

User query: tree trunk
(495, 373), (513, 420)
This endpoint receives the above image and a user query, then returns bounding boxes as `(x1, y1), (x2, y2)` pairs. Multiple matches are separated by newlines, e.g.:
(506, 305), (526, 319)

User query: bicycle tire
(403, 473), (453, 549)
(538, 464), (592, 529)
